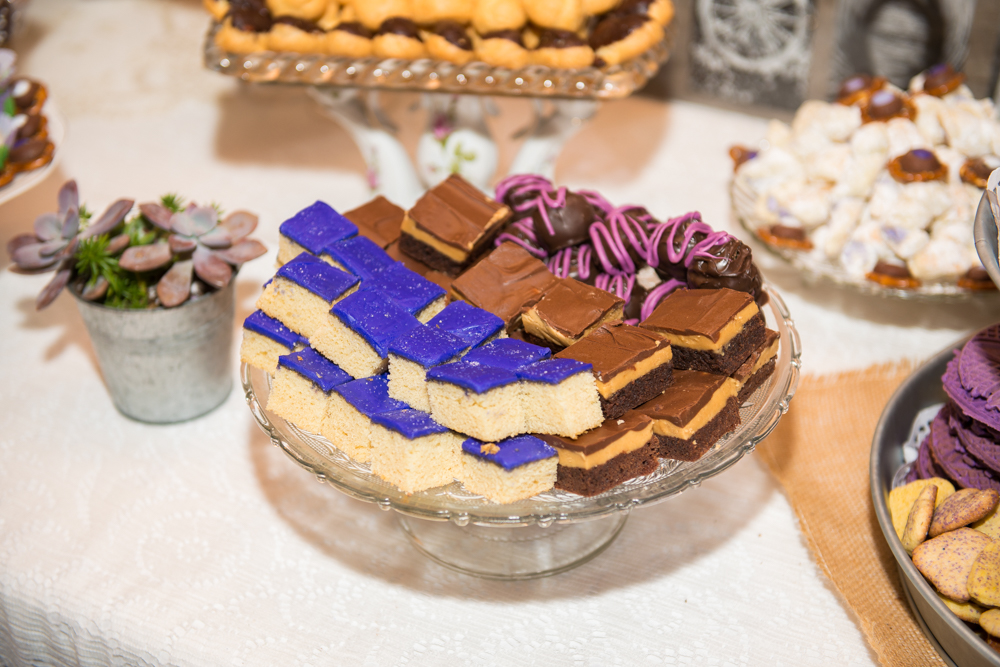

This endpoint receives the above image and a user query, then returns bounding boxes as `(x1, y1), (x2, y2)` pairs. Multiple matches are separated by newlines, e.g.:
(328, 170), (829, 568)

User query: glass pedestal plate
(242, 285), (802, 579)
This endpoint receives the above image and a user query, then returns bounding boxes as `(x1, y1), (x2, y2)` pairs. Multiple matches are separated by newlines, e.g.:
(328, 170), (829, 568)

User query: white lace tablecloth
(1, 2), (998, 665)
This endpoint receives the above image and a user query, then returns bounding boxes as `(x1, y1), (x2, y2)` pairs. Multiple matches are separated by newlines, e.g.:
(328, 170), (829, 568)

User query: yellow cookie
(266, 0), (330, 21)
(912, 528), (992, 602)
(901, 483), (937, 554)
(889, 477), (955, 539)
(974, 506), (1000, 539)
(930, 488), (1000, 538)
(982, 609), (1000, 637)
(969, 539), (1000, 607)
(939, 593), (985, 624)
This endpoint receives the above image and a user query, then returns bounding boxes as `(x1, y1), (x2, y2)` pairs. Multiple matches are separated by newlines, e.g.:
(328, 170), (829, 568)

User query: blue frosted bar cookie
(462, 338), (551, 371)
(277, 201), (358, 266)
(267, 347), (352, 434)
(322, 374), (407, 463)
(360, 262), (447, 323)
(517, 358), (603, 437)
(321, 235), (396, 281)
(426, 361), (523, 441)
(312, 289), (421, 379)
(387, 324), (468, 412)
(256, 253), (360, 339)
(428, 300), (506, 348)
(459, 435), (558, 504)
(368, 408), (463, 493)
(240, 310), (305, 373)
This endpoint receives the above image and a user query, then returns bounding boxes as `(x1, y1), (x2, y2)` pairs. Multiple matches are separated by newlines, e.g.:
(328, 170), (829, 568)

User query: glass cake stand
(241, 285), (802, 580)
(204, 21), (671, 206)
(731, 178), (999, 301)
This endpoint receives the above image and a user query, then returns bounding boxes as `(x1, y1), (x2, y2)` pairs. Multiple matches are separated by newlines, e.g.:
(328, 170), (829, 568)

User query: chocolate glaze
(898, 148), (943, 174)
(769, 225), (807, 241)
(624, 282), (647, 321)
(556, 322), (667, 383)
(636, 369), (728, 427)
(924, 63), (965, 96)
(451, 242), (559, 326)
(273, 16), (323, 33)
(733, 328), (778, 383)
(334, 21), (373, 38)
(590, 14), (647, 49)
(11, 79), (39, 110)
(612, 0), (655, 16)
(961, 158), (995, 188)
(531, 190), (596, 253)
(538, 411), (651, 455)
(871, 261), (912, 278)
(641, 287), (753, 341)
(228, 0), (272, 32)
(867, 90), (904, 119)
(408, 174), (506, 252)
(654, 216), (706, 282)
(434, 20), (472, 50)
(8, 138), (47, 165)
(482, 29), (524, 46)
(686, 238), (764, 304)
(377, 17), (421, 39)
(344, 195), (404, 248)
(531, 278), (623, 338)
(838, 74), (873, 101)
(15, 113), (41, 141)
(538, 29), (587, 49)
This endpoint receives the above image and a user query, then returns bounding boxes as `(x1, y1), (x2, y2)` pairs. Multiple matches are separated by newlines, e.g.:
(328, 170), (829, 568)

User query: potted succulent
(7, 180), (266, 422)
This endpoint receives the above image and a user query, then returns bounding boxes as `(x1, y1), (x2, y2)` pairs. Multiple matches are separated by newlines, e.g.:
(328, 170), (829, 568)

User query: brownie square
(521, 278), (625, 349)
(344, 195), (405, 249)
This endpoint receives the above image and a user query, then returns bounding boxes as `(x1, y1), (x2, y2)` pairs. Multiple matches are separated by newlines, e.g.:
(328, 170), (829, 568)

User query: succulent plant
(7, 180), (266, 309)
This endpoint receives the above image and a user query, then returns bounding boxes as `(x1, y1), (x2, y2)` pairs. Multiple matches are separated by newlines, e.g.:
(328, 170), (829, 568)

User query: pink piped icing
(594, 272), (635, 303)
(495, 174), (552, 206)
(589, 206), (652, 276)
(640, 279), (685, 321)
(578, 189), (615, 215)
(646, 211), (731, 269)
(548, 244), (594, 281)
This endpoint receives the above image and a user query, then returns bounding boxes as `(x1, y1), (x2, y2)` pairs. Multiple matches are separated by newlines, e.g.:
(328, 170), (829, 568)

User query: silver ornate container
(73, 282), (235, 423)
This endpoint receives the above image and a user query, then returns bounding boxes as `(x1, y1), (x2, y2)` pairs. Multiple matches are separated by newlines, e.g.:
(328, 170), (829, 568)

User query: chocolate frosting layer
(961, 158), (995, 187)
(451, 242), (559, 325)
(867, 90), (904, 119)
(408, 174), (507, 251)
(837, 74), (873, 100)
(655, 216), (706, 282)
(434, 20), (472, 50)
(871, 260), (912, 278)
(274, 16), (323, 33)
(589, 14), (647, 49)
(733, 328), (778, 383)
(229, 0), (272, 32)
(613, 0), (655, 16)
(538, 29), (587, 49)
(377, 17), (422, 39)
(642, 287), (753, 340)
(624, 282), (647, 321)
(898, 148), (943, 174)
(531, 190), (595, 253)
(344, 195), (404, 248)
(686, 238), (765, 304)
(635, 369), (728, 427)
(538, 412), (651, 455)
(8, 138), (47, 164)
(531, 278), (623, 338)
(556, 322), (666, 382)
(924, 63), (964, 95)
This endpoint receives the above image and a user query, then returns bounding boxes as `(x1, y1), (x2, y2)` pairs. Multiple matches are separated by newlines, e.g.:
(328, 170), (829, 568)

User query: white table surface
(1, 1), (998, 665)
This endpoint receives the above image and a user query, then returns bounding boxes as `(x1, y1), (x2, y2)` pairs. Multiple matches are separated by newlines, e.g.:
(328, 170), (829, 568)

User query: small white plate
(0, 98), (64, 207)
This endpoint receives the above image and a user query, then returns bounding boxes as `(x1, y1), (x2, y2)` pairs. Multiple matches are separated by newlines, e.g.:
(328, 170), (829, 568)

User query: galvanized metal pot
(72, 281), (235, 423)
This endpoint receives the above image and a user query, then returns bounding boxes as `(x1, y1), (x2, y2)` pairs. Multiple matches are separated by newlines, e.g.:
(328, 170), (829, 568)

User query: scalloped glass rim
(731, 177), (999, 301)
(203, 20), (670, 99)
(241, 285), (802, 527)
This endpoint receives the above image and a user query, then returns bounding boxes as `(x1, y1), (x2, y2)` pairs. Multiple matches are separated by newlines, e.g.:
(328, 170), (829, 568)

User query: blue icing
(360, 262), (446, 315)
(276, 253), (359, 303)
(278, 347), (352, 392)
(388, 323), (468, 367)
(462, 435), (557, 471)
(516, 358), (592, 384)
(370, 408), (450, 439)
(428, 301), (504, 348)
(244, 310), (302, 349)
(322, 235), (395, 281)
(332, 374), (408, 417)
(280, 201), (358, 254)
(426, 360), (518, 393)
(331, 289), (421, 357)
(462, 339), (551, 372)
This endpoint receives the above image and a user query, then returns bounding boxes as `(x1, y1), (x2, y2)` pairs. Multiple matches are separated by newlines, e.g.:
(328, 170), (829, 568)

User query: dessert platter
(974, 173), (1000, 290)
(241, 173), (801, 578)
(873, 324), (1000, 666)
(0, 48), (61, 206)
(732, 64), (998, 300)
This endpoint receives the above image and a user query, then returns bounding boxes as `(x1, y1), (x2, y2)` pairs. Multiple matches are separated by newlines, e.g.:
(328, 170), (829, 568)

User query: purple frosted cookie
(928, 404), (1000, 491)
(917, 430), (950, 481)
(949, 406), (1000, 476)
(945, 326), (1000, 431)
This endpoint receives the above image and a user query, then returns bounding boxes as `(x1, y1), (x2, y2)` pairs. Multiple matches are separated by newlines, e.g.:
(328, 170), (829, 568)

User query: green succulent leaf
(74, 234), (150, 309)
(160, 193), (185, 213)
(123, 213), (158, 247)
(78, 204), (93, 226)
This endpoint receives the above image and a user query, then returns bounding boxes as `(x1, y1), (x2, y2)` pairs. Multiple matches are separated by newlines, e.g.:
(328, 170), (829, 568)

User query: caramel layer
(401, 214), (469, 263)
(646, 378), (740, 440)
(596, 343), (673, 399)
(543, 417), (654, 470)
(522, 303), (623, 349)
(658, 303), (758, 352)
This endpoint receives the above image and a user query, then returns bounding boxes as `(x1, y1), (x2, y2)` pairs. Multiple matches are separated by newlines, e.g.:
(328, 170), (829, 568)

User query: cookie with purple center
(267, 347), (352, 434)
(459, 435), (558, 504)
(277, 201), (358, 265)
(944, 325), (1000, 432)
(888, 149), (948, 184)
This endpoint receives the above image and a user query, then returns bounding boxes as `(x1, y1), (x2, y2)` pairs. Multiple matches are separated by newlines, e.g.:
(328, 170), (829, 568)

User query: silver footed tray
(203, 20), (670, 99)
(242, 284), (802, 527)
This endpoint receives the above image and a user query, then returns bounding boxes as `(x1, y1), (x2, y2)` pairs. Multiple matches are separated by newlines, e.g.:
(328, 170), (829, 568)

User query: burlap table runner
(756, 362), (947, 667)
